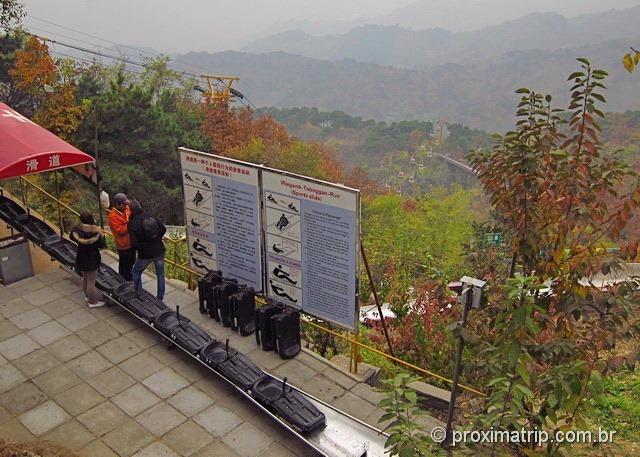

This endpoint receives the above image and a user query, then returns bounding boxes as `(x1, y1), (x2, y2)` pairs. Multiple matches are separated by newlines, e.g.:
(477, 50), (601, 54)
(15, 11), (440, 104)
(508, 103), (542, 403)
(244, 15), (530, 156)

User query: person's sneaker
(88, 301), (106, 308)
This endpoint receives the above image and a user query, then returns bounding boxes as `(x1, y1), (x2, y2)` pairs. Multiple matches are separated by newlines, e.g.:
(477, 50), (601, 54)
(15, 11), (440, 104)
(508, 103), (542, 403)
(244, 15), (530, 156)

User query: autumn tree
(202, 100), (343, 181)
(465, 59), (640, 455)
(342, 166), (383, 196)
(9, 36), (85, 139)
(33, 83), (86, 141)
(201, 100), (289, 155)
(9, 35), (55, 94)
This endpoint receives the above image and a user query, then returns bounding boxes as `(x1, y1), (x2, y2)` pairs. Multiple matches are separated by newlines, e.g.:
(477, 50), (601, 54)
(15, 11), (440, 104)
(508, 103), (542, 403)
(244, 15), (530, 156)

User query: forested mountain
(244, 7), (640, 69)
(255, 106), (492, 165)
(255, 106), (493, 193)
(173, 37), (639, 132)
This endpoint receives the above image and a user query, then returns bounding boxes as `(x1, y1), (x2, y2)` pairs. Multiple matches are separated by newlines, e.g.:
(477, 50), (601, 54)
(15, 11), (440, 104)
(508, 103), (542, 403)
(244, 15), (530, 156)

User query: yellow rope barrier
(304, 320), (486, 397)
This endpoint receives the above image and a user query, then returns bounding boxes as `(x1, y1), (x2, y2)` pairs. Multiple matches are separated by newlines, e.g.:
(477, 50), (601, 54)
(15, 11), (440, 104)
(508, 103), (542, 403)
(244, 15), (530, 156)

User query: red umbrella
(0, 102), (94, 180)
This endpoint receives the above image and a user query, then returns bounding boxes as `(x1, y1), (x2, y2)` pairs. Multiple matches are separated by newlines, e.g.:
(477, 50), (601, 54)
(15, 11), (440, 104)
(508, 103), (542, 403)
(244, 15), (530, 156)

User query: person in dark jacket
(128, 200), (167, 299)
(70, 211), (106, 308)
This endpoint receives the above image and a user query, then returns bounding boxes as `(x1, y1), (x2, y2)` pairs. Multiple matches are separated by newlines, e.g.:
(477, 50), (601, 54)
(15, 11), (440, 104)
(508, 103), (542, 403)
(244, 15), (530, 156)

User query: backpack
(142, 216), (161, 240)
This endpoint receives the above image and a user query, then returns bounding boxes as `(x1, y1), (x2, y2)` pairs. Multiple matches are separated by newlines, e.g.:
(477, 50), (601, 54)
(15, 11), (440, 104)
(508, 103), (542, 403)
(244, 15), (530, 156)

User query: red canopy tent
(0, 102), (94, 180)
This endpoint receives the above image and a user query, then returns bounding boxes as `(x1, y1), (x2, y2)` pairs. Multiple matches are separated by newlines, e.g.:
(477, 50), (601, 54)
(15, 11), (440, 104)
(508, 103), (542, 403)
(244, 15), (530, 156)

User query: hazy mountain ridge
(248, 0), (640, 40)
(374, 0), (640, 32)
(173, 36), (640, 132)
(244, 6), (640, 69)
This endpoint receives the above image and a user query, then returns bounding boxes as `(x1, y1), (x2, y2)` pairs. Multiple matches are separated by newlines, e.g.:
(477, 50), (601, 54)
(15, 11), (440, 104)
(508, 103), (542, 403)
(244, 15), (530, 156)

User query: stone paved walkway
(0, 255), (434, 457)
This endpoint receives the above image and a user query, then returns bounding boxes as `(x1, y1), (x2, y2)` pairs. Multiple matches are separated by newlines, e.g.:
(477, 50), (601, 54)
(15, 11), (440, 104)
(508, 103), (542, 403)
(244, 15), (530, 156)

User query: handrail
(21, 176), (80, 217)
(13, 177), (486, 398)
(17, 176), (204, 287)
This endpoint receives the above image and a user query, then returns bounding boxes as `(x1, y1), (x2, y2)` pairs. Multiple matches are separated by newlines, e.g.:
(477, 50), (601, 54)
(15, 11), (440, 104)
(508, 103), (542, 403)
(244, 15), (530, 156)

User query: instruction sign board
(262, 170), (359, 330)
(180, 148), (262, 292)
(178, 148), (360, 330)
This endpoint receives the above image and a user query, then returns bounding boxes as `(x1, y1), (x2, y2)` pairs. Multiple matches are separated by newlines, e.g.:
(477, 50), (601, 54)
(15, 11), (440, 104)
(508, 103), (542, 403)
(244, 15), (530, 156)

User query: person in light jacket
(70, 211), (106, 308)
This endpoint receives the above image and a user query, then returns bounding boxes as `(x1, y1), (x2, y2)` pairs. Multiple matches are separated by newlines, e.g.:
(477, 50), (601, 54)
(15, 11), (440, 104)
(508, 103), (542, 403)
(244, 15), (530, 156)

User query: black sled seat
(273, 309), (301, 359)
(0, 196), (26, 225)
(112, 282), (138, 302)
(255, 302), (284, 351)
(113, 282), (167, 323)
(42, 235), (77, 267)
(252, 376), (326, 434)
(153, 309), (184, 336)
(200, 339), (238, 369)
(232, 287), (256, 336)
(170, 306), (212, 354)
(197, 269), (223, 314)
(200, 338), (265, 390)
(213, 279), (239, 324)
(217, 351), (265, 391)
(14, 214), (56, 244)
(96, 264), (126, 294)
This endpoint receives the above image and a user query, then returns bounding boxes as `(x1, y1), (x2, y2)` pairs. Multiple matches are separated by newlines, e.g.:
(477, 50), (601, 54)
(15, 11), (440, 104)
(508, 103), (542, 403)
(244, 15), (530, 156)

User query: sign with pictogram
(262, 170), (360, 330)
(179, 148), (263, 292)
(178, 147), (360, 330)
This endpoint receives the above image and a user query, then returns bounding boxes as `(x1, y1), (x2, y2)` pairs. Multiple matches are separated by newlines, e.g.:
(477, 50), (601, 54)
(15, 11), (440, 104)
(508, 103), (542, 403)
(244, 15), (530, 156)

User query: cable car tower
(196, 75), (243, 103)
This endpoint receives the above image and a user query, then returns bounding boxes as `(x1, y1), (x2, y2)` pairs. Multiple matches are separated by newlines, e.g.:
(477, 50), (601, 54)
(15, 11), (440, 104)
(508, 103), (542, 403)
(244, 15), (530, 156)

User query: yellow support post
(350, 331), (360, 375)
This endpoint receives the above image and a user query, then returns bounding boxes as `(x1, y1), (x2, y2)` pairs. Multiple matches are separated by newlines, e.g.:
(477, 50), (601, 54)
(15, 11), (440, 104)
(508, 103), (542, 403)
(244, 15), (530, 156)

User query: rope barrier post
(351, 331), (360, 374)
(360, 240), (395, 357)
(173, 239), (179, 280)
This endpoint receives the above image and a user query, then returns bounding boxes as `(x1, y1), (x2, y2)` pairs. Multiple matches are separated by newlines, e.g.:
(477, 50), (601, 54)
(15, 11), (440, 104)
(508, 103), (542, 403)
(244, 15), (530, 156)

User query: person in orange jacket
(108, 193), (136, 280)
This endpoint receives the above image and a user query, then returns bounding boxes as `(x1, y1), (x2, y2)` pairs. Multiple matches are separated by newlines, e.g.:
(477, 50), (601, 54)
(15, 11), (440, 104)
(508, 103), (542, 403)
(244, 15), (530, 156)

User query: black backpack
(142, 216), (161, 240)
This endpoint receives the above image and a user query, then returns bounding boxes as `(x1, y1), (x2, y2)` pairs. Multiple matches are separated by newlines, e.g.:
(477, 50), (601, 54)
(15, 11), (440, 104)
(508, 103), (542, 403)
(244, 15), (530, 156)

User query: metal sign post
(360, 241), (394, 357)
(445, 276), (486, 445)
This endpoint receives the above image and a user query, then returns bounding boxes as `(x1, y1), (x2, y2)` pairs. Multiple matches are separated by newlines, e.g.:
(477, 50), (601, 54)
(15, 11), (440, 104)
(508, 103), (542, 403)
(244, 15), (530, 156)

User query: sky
(20, 0), (640, 55)
(21, 0), (416, 53)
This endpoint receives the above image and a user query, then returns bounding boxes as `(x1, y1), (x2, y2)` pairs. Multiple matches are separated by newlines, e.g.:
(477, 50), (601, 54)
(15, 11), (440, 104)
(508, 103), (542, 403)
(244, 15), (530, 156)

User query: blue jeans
(132, 256), (165, 300)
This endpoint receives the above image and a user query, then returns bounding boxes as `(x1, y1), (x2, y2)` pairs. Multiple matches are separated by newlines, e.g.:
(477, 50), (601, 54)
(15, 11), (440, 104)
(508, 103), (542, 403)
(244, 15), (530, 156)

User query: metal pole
(94, 106), (104, 229)
(55, 170), (63, 236)
(360, 241), (395, 357)
(445, 288), (471, 445)
(21, 177), (30, 216)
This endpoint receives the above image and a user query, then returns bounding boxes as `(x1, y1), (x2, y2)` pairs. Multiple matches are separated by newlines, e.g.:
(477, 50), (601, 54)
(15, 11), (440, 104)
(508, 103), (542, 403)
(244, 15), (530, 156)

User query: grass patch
(594, 369), (640, 441)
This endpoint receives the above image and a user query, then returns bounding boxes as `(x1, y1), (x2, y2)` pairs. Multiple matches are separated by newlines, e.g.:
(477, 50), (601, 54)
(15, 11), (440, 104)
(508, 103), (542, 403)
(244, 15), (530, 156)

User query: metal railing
(8, 175), (486, 397)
